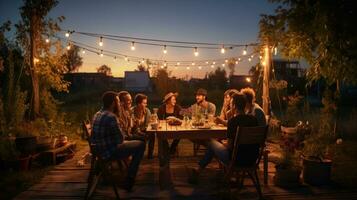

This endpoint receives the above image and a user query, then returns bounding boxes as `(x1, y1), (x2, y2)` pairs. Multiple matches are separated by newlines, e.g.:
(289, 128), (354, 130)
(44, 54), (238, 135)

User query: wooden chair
(223, 126), (268, 199)
(82, 120), (120, 200)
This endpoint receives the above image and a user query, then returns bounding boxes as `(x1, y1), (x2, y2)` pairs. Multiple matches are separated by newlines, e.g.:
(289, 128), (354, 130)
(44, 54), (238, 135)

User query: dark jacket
(157, 104), (183, 120)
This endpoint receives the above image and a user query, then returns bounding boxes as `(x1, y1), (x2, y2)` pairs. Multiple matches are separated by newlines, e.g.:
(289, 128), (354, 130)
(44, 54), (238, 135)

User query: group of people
(90, 87), (266, 191)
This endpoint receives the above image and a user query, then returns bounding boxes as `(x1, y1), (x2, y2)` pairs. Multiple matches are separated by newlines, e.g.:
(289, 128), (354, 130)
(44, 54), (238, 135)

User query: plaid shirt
(91, 109), (123, 160)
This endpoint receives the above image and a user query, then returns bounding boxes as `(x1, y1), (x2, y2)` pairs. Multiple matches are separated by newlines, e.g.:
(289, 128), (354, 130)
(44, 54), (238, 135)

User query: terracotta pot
(274, 166), (301, 188)
(303, 157), (332, 185)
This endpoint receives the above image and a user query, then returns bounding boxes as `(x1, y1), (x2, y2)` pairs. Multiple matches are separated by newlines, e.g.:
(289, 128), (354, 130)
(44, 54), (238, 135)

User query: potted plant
(274, 135), (301, 188)
(302, 92), (336, 185)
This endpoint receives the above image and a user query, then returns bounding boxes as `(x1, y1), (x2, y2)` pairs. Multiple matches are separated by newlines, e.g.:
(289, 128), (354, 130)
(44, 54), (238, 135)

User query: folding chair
(82, 120), (120, 200)
(223, 126), (268, 199)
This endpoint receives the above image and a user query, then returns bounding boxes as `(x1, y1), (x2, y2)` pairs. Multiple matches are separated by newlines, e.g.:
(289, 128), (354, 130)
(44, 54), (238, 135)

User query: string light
(211, 65), (214, 68)
(194, 47), (199, 57)
(186, 66), (190, 70)
(238, 58), (241, 61)
(235, 61), (238, 64)
(176, 62), (180, 65)
(45, 38), (50, 43)
(82, 49), (86, 54)
(100, 50), (103, 57)
(205, 61), (209, 64)
(163, 45), (167, 54)
(65, 32), (70, 38)
(259, 55), (262, 59)
(225, 59), (228, 63)
(251, 55), (254, 58)
(198, 66), (202, 70)
(124, 56), (128, 61)
(222, 63), (225, 67)
(243, 45), (247, 55)
(164, 61), (167, 67)
(66, 43), (71, 50)
(213, 61), (216, 64)
(220, 45), (225, 54)
(99, 36), (103, 47)
(33, 58), (39, 63)
(131, 42), (135, 51)
(248, 57), (252, 62)
(246, 77), (251, 82)
(161, 65), (164, 69)
(191, 62), (195, 66)
(141, 59), (145, 64)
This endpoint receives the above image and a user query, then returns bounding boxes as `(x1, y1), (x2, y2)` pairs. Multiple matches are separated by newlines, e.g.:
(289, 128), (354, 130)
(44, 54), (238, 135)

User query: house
(124, 71), (152, 92)
(64, 72), (110, 89)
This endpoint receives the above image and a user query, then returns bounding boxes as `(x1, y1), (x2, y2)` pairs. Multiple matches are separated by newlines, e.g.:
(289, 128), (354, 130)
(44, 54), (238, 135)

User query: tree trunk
(30, 13), (40, 119)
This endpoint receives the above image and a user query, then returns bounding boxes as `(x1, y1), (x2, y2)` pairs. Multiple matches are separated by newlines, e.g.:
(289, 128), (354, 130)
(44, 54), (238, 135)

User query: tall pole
(262, 45), (271, 115)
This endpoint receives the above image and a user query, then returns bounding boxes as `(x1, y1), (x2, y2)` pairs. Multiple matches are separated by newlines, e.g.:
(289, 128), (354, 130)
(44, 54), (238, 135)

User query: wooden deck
(15, 140), (357, 200)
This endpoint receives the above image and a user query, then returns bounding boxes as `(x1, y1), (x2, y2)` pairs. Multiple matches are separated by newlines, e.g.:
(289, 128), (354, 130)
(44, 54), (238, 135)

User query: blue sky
(0, 0), (279, 78)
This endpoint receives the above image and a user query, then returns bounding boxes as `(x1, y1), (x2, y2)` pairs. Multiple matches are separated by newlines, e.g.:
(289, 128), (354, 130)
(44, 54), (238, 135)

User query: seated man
(190, 88), (216, 117)
(188, 92), (258, 184)
(241, 87), (267, 126)
(91, 91), (145, 192)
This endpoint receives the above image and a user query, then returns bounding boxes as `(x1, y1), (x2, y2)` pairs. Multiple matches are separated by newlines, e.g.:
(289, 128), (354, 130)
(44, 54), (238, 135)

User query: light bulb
(66, 44), (71, 50)
(99, 36), (103, 47)
(100, 50), (103, 57)
(198, 66), (202, 70)
(191, 62), (195, 66)
(213, 61), (216, 65)
(65, 32), (70, 37)
(238, 58), (241, 61)
(125, 56), (128, 61)
(141, 59), (145, 64)
(194, 47), (199, 56)
(82, 50), (86, 54)
(211, 65), (214, 68)
(243, 45), (247, 55)
(131, 42), (135, 51)
(161, 65), (164, 69)
(186, 66), (190, 70)
(221, 46), (225, 54)
(225, 59), (228, 63)
(163, 45), (167, 54)
(235, 61), (238, 64)
(176, 62), (180, 65)
(164, 62), (167, 67)
(248, 58), (252, 62)
(222, 63), (225, 67)
(205, 61), (209, 64)
(45, 38), (50, 43)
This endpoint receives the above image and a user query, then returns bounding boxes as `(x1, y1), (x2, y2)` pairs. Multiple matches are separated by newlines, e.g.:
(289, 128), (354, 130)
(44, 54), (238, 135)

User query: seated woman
(188, 92), (258, 184)
(157, 92), (183, 155)
(214, 89), (238, 126)
(132, 93), (155, 158)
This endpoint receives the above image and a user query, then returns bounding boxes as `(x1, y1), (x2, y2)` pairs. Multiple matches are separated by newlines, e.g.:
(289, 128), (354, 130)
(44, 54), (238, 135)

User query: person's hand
(214, 117), (223, 124)
(221, 139), (228, 146)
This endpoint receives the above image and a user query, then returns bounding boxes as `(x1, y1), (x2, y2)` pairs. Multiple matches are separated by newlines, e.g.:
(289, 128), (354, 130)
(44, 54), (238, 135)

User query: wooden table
(147, 120), (227, 189)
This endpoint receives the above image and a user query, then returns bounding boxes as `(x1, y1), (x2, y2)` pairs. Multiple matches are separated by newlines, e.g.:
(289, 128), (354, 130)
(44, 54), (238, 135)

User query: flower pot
(274, 166), (301, 188)
(303, 157), (332, 185)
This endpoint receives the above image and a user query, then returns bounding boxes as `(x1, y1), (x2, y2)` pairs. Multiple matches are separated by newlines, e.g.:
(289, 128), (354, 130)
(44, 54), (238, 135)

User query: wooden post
(262, 45), (271, 115)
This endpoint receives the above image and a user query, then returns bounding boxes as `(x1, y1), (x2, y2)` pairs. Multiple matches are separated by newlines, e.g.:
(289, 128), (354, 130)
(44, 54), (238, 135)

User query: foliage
(15, 0), (68, 119)
(61, 45), (83, 73)
(207, 67), (228, 90)
(303, 90), (337, 159)
(260, 0), (357, 86)
(97, 64), (112, 76)
(281, 91), (303, 127)
(0, 24), (28, 132)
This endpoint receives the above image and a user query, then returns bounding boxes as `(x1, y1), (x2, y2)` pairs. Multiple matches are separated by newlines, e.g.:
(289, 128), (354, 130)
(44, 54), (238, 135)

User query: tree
(97, 64), (112, 76)
(207, 67), (228, 90)
(152, 66), (171, 97)
(15, 0), (68, 119)
(260, 0), (357, 88)
(61, 45), (83, 73)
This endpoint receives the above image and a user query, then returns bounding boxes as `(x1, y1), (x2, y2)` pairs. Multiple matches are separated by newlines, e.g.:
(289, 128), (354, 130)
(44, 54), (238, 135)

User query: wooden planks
(14, 142), (357, 200)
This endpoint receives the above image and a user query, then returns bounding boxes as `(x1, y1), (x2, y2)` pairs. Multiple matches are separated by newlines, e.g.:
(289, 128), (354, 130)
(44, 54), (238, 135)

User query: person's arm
(109, 116), (123, 145)
(209, 103), (216, 116)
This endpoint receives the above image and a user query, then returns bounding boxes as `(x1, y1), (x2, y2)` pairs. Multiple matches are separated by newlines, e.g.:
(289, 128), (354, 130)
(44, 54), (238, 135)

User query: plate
(196, 126), (212, 129)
